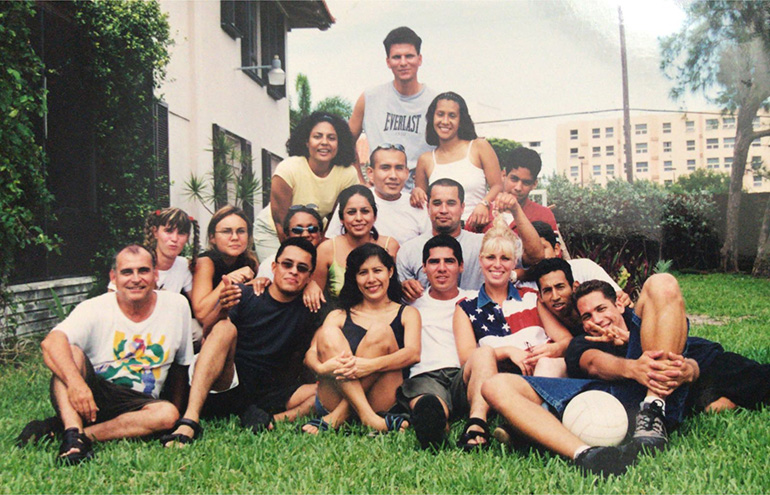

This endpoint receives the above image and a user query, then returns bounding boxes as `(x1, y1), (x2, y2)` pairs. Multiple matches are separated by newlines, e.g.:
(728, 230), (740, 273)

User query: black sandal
(457, 417), (490, 452)
(159, 418), (203, 447)
(58, 428), (94, 465)
(16, 416), (63, 448)
(240, 404), (274, 434)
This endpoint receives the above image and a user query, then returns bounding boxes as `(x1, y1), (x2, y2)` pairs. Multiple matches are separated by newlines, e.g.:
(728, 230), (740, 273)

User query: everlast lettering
(383, 113), (421, 133)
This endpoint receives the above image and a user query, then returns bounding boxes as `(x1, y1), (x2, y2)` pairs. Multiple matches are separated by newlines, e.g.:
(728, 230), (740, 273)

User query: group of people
(16, 26), (770, 478)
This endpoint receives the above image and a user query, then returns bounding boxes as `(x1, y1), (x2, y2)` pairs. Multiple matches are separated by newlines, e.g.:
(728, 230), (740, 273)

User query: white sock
(642, 395), (665, 413)
(573, 445), (591, 459)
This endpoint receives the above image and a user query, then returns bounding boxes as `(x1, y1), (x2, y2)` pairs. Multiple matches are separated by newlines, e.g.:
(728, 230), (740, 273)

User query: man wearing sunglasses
(256, 205), (324, 282)
(349, 27), (436, 191)
(326, 144), (431, 245)
(490, 147), (557, 235)
(160, 238), (321, 445)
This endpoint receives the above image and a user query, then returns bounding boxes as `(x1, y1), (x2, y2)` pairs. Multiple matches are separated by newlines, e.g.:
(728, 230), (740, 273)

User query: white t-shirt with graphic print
(53, 291), (194, 398)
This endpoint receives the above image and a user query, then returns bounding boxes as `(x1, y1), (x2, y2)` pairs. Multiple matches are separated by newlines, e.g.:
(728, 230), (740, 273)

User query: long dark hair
(144, 207), (200, 271)
(336, 184), (380, 240)
(425, 91), (477, 146)
(338, 243), (402, 310)
(286, 112), (355, 167)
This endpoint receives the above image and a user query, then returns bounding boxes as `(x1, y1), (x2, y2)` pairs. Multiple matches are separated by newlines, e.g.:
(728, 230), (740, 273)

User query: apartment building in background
(556, 112), (770, 193)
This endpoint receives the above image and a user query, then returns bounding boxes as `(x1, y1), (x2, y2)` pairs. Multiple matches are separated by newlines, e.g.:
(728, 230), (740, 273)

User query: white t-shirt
(256, 253), (276, 281)
(326, 188), (431, 246)
(409, 288), (478, 377)
(53, 291), (194, 398)
(107, 256), (192, 295)
(517, 258), (622, 292)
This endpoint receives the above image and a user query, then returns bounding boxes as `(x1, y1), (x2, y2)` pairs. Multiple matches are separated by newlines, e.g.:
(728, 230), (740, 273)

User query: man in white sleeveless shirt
(349, 26), (436, 191)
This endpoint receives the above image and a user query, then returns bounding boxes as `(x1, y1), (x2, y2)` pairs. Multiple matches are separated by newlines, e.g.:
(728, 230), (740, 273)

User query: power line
(475, 107), (733, 125)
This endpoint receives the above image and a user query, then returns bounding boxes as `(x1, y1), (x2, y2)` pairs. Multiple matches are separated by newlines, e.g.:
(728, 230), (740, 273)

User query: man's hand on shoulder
(401, 279), (424, 303)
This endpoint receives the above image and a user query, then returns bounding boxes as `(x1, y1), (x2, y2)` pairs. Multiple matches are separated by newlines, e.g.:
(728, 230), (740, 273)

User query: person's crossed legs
(304, 321), (406, 434)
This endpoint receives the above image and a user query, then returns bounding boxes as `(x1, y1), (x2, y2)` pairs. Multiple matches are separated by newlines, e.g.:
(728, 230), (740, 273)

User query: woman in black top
(303, 244), (420, 434)
(192, 205), (258, 330)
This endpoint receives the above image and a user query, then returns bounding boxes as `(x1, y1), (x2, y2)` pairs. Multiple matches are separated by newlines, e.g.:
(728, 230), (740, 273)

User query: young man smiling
(397, 235), (498, 451)
(160, 238), (320, 446)
(326, 143), (430, 245)
(349, 27), (436, 190)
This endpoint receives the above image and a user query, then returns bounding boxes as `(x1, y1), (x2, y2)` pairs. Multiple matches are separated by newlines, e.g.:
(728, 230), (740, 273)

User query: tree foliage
(289, 73), (352, 130)
(666, 168), (731, 195)
(660, 0), (770, 275)
(486, 137), (522, 167)
(0, 1), (58, 314)
(72, 0), (172, 291)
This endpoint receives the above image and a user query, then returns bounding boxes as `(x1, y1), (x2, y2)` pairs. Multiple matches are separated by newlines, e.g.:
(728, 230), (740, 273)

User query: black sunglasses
(278, 259), (311, 273)
(289, 204), (319, 211)
(290, 225), (320, 235)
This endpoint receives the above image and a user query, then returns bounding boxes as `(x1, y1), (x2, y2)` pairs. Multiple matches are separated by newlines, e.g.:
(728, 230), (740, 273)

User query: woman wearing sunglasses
(313, 185), (399, 311)
(253, 112), (360, 263)
(410, 92), (502, 232)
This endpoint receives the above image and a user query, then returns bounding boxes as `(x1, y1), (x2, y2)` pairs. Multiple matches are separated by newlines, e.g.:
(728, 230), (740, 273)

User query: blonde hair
(480, 216), (522, 262)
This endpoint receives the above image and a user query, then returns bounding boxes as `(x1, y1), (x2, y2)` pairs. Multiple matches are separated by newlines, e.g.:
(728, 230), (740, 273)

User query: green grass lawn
(2, 273), (769, 494)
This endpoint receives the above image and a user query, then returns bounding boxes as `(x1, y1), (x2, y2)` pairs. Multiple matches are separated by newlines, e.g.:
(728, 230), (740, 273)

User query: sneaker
(632, 399), (668, 453)
(411, 394), (446, 450)
(573, 446), (629, 477)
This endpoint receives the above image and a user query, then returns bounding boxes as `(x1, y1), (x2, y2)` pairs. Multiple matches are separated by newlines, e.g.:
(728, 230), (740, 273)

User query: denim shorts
(521, 376), (606, 417)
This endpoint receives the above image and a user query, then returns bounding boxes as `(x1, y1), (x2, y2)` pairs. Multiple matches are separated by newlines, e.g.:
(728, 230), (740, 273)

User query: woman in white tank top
(410, 92), (502, 232)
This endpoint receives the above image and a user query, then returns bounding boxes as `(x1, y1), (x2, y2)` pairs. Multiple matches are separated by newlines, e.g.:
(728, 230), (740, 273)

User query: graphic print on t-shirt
(95, 331), (169, 396)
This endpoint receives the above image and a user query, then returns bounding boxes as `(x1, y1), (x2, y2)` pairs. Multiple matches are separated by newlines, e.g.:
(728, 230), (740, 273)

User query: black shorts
(50, 355), (160, 423)
(687, 351), (770, 413)
(200, 380), (303, 418)
(396, 367), (469, 420)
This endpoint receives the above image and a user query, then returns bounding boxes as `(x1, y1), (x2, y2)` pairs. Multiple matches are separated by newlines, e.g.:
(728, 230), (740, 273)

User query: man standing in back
(349, 26), (436, 190)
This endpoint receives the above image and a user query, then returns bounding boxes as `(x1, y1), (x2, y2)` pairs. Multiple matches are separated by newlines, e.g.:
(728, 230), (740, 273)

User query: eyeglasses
(373, 143), (406, 154)
(215, 228), (248, 237)
(289, 204), (319, 211)
(278, 259), (311, 273)
(508, 175), (536, 187)
(290, 225), (320, 235)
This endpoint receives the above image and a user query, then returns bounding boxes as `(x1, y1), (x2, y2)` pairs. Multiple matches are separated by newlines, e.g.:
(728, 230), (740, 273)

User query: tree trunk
(753, 195), (770, 277)
(721, 105), (756, 272)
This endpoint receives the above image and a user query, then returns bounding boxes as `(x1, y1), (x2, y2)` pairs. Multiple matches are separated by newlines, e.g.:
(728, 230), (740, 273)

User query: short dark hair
(427, 178), (465, 204)
(112, 244), (156, 271)
(369, 145), (407, 168)
(338, 243), (402, 309)
(286, 112), (355, 167)
(275, 237), (317, 271)
(532, 221), (558, 249)
(574, 279), (617, 305)
(501, 146), (542, 178)
(383, 26), (422, 55)
(422, 234), (463, 265)
(283, 205), (323, 235)
(425, 92), (477, 146)
(531, 258), (574, 290)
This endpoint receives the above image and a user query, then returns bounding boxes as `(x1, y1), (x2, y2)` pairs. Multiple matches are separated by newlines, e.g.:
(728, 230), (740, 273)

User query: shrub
(661, 191), (721, 270)
(0, 1), (58, 329)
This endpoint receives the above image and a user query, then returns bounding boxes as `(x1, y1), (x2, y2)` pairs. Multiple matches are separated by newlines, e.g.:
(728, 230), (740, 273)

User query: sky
(287, 0), (714, 175)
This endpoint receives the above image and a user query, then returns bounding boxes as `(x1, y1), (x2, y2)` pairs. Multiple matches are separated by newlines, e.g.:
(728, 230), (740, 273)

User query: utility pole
(619, 6), (633, 183)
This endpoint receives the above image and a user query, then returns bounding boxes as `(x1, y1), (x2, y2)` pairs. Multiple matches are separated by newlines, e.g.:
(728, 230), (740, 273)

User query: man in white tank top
(349, 26), (436, 191)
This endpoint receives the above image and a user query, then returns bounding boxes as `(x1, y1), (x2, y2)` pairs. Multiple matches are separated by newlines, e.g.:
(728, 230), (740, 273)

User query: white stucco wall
(157, 0), (290, 232)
